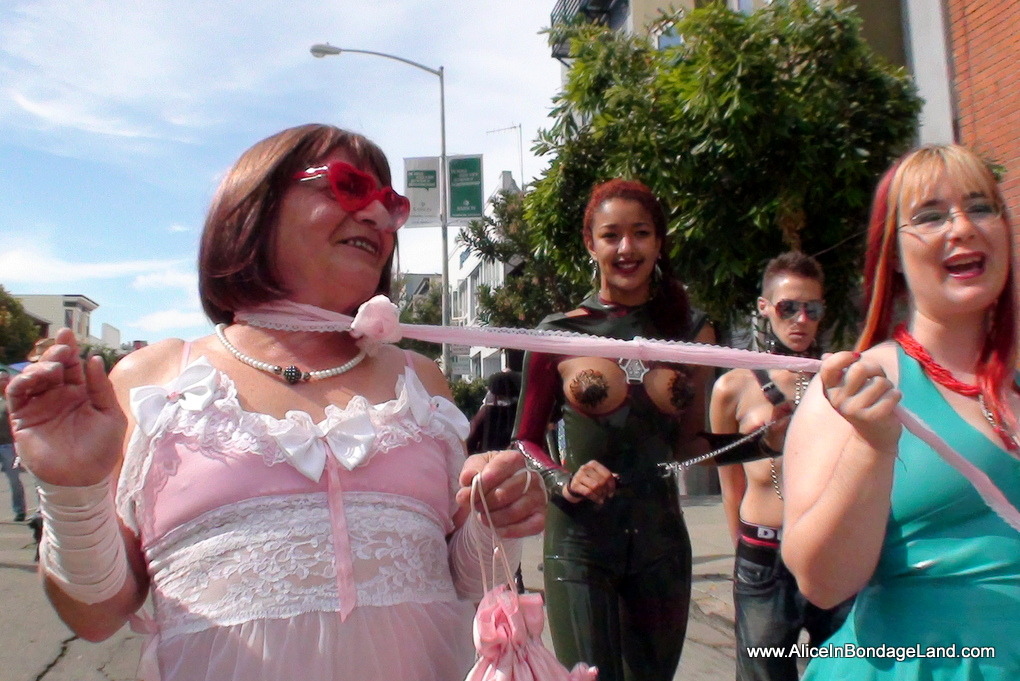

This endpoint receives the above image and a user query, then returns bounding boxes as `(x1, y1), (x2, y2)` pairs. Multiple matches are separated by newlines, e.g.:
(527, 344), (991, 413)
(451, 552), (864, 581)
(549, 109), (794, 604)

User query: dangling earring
(763, 319), (777, 353)
(648, 256), (664, 300)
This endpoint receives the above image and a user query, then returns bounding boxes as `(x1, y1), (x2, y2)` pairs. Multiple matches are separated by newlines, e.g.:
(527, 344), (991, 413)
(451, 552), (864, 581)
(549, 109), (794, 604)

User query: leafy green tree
(531, 0), (921, 342)
(458, 190), (588, 328)
(80, 342), (128, 373)
(396, 281), (442, 360)
(0, 286), (39, 364)
(451, 377), (488, 420)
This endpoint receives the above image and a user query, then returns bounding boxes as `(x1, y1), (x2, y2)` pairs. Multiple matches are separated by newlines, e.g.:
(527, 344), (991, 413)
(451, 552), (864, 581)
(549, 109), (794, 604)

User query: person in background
(467, 370), (522, 455)
(783, 144), (1020, 679)
(0, 370), (26, 522)
(513, 178), (715, 681)
(711, 251), (850, 680)
(6, 123), (546, 681)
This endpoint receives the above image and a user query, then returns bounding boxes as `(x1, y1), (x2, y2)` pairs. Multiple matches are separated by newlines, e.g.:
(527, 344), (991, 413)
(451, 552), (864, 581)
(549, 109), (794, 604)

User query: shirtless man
(710, 252), (849, 681)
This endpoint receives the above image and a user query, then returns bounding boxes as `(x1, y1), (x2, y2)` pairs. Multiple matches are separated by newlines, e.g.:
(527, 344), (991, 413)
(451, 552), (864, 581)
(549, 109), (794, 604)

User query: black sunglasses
(773, 299), (825, 321)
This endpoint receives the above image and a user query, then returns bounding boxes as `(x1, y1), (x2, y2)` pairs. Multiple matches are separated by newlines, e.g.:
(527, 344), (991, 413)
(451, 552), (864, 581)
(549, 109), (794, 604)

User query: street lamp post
(310, 43), (452, 378)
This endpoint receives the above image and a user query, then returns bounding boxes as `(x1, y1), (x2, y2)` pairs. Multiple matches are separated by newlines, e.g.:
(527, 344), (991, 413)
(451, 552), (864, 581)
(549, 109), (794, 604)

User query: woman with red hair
(513, 179), (715, 680)
(782, 144), (1020, 679)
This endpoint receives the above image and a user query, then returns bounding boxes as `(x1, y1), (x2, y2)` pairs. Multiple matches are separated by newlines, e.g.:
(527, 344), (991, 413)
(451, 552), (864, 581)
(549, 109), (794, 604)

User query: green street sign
(448, 155), (483, 219)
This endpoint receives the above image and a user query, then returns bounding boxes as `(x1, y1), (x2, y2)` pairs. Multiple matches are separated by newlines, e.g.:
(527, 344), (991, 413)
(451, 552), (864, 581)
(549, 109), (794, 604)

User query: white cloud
(131, 269), (196, 292)
(10, 90), (158, 139)
(132, 308), (209, 333)
(0, 1), (411, 137)
(0, 0), (564, 344)
(0, 246), (186, 284)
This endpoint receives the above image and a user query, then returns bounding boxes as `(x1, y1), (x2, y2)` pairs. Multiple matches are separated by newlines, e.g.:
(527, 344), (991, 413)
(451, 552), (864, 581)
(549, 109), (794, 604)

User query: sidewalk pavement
(0, 467), (736, 680)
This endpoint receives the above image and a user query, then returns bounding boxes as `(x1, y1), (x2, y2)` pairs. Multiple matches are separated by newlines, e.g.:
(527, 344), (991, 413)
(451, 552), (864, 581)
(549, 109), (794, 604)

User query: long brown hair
(198, 124), (397, 324)
(583, 179), (692, 339)
(857, 144), (1018, 421)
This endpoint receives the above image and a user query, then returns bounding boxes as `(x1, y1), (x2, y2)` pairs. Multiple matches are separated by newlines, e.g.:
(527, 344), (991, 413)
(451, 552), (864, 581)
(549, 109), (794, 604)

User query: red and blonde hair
(857, 144), (1018, 416)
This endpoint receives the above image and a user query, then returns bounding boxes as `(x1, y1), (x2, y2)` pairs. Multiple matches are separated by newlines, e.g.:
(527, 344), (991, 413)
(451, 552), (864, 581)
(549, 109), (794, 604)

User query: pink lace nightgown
(115, 350), (494, 681)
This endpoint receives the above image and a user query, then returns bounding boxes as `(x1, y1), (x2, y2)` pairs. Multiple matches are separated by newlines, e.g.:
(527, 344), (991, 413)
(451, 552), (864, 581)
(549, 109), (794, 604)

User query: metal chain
(768, 371), (809, 500)
(769, 458), (784, 500)
(658, 415), (792, 477)
(979, 393), (1020, 451)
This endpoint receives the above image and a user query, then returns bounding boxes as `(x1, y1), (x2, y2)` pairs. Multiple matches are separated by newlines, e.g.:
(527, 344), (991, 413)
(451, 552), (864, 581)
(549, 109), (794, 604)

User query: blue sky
(0, 1), (563, 345)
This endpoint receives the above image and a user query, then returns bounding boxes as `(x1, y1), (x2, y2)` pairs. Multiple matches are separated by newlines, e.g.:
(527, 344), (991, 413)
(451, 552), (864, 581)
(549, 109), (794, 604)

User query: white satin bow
(130, 359), (220, 437)
(267, 406), (378, 482)
(130, 358), (469, 484)
(407, 383), (472, 443)
(269, 371), (469, 482)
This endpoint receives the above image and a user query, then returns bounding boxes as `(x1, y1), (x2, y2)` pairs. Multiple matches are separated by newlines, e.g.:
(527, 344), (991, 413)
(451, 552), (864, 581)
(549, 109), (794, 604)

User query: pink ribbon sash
(236, 297), (1020, 533)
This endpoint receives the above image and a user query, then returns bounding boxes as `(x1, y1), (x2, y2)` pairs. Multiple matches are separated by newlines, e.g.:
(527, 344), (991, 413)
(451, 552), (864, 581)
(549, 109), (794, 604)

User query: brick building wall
(945, 0), (1020, 214)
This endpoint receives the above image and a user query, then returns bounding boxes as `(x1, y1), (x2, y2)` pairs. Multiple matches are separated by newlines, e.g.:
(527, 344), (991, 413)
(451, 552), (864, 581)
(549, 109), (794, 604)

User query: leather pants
(542, 477), (692, 681)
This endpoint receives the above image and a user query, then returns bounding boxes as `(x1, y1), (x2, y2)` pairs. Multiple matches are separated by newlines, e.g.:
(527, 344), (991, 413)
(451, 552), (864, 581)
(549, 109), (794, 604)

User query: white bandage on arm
(448, 511), (523, 601)
(37, 478), (129, 604)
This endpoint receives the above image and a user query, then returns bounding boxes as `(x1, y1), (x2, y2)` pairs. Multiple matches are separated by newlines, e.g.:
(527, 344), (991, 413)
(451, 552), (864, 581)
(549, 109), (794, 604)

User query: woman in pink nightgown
(6, 124), (546, 681)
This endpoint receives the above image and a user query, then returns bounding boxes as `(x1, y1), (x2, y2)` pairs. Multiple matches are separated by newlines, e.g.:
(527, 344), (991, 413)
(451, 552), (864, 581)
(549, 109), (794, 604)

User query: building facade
(15, 294), (120, 349)
(449, 170), (522, 381)
(944, 0), (1020, 213)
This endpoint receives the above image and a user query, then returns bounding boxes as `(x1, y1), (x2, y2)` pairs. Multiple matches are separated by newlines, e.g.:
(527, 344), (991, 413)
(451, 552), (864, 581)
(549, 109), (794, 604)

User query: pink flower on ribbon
(350, 295), (402, 353)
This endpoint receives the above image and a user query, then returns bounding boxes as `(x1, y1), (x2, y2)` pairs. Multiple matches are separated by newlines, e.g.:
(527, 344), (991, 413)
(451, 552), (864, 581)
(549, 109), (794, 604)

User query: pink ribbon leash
(237, 297), (1020, 532)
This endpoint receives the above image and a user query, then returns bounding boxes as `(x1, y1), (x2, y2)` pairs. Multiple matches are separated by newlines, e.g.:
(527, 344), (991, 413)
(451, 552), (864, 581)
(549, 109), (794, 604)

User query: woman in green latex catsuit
(513, 179), (714, 681)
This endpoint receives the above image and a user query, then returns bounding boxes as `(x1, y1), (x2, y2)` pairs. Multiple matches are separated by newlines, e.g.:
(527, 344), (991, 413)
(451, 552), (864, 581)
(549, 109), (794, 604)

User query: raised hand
(819, 351), (902, 454)
(5, 328), (127, 486)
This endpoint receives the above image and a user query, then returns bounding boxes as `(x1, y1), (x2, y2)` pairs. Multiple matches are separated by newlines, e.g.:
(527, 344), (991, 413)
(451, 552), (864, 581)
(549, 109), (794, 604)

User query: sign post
(448, 155), (484, 220)
(404, 157), (441, 225)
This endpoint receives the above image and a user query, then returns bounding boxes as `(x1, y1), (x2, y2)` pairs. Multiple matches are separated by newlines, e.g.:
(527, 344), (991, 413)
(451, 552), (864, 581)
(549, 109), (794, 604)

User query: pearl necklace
(215, 323), (367, 385)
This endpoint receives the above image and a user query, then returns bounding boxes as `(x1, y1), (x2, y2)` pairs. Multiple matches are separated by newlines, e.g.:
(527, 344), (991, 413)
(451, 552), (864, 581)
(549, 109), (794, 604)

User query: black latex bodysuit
(513, 295), (705, 681)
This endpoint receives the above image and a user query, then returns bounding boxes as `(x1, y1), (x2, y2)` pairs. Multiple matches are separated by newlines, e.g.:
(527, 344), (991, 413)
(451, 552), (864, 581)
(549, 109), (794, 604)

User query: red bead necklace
(893, 324), (1018, 451)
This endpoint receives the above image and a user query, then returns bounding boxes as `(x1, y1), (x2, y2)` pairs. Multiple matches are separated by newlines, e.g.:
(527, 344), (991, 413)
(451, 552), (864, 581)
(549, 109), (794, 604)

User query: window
(728, 0), (756, 13)
(652, 18), (684, 49)
(655, 25), (683, 49)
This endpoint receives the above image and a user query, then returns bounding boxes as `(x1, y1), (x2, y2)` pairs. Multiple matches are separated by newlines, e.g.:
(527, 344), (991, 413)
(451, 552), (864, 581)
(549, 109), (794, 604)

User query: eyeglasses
(294, 162), (410, 232)
(899, 201), (1001, 234)
(772, 299), (825, 321)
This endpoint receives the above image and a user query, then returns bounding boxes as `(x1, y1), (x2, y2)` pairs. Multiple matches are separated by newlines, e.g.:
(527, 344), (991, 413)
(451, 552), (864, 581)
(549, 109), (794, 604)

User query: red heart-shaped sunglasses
(294, 161), (410, 232)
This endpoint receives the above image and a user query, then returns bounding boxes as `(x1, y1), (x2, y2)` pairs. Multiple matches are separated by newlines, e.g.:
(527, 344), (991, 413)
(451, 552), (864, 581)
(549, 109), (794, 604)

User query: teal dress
(803, 347), (1020, 680)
